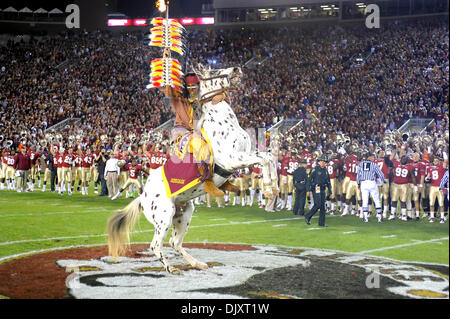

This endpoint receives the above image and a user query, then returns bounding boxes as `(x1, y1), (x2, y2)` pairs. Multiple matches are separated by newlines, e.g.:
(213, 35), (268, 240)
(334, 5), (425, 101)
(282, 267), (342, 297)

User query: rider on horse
(164, 72), (235, 197)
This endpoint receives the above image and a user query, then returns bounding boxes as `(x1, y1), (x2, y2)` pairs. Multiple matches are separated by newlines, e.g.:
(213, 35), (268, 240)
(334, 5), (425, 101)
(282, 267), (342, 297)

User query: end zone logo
(0, 244), (447, 299)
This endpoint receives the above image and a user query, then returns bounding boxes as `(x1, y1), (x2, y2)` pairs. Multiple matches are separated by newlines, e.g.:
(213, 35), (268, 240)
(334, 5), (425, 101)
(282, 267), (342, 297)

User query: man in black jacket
(48, 147), (57, 192)
(96, 148), (109, 196)
(293, 159), (309, 216)
(305, 155), (334, 227)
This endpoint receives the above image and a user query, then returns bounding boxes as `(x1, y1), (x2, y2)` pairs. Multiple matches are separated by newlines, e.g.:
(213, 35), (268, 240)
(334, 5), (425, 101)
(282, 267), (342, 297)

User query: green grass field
(0, 187), (448, 265)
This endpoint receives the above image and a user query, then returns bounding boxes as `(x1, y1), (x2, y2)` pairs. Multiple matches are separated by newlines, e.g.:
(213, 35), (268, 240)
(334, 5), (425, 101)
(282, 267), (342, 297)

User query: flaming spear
(148, 0), (186, 107)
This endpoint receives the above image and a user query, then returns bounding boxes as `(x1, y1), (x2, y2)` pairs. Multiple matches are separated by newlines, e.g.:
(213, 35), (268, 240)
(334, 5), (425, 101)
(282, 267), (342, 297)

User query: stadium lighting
(196, 17), (214, 25)
(107, 19), (131, 26)
(180, 17), (195, 25)
(133, 19), (147, 26)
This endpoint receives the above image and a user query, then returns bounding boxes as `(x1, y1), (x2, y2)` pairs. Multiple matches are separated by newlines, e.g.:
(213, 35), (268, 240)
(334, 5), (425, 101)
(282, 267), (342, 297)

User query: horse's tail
(107, 198), (142, 261)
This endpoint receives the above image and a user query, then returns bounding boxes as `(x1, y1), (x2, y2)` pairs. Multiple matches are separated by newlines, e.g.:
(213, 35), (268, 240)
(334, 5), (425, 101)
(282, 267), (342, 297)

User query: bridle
(197, 71), (241, 105)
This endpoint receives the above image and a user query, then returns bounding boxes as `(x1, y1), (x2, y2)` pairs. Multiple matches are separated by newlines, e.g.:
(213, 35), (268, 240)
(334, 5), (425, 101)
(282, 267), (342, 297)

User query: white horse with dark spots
(107, 65), (278, 274)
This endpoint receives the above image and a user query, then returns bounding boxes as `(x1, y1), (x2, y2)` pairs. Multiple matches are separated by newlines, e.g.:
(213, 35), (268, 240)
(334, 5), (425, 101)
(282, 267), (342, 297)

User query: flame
(156, 0), (167, 12)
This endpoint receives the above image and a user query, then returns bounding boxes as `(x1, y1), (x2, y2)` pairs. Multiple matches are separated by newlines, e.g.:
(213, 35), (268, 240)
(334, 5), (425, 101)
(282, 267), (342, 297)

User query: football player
(111, 157), (149, 200)
(0, 148), (8, 190)
(81, 148), (94, 195)
(389, 151), (416, 221)
(425, 155), (447, 223)
(341, 150), (362, 217)
(326, 152), (341, 215)
(374, 149), (394, 219)
(60, 148), (74, 195)
(28, 146), (41, 191)
(278, 150), (290, 210)
(250, 164), (264, 208)
(5, 148), (17, 190)
(286, 150), (300, 211)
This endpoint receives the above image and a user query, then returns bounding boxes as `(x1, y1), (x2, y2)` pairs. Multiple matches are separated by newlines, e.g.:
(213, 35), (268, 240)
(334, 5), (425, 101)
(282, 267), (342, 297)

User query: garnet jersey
(61, 153), (74, 168)
(149, 151), (168, 169)
(252, 164), (263, 177)
(29, 151), (42, 165)
(2, 153), (9, 166)
(235, 167), (250, 178)
(53, 154), (62, 168)
(280, 156), (290, 176)
(287, 156), (300, 174)
(421, 160), (432, 182)
(118, 153), (130, 172)
(6, 155), (16, 167)
(125, 164), (144, 179)
(408, 161), (422, 184)
(392, 160), (412, 184)
(344, 156), (359, 181)
(326, 159), (339, 179)
(73, 155), (83, 168)
(426, 163), (446, 187)
(374, 157), (390, 179)
(81, 154), (94, 168)
(141, 155), (151, 170)
(43, 153), (50, 168)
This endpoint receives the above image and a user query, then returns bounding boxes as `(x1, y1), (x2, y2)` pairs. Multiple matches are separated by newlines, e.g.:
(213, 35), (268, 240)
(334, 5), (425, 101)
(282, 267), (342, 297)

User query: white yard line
(0, 208), (114, 218)
(381, 235), (397, 238)
(0, 210), (111, 218)
(0, 216), (305, 247)
(272, 224), (287, 227)
(342, 231), (357, 234)
(358, 237), (449, 254)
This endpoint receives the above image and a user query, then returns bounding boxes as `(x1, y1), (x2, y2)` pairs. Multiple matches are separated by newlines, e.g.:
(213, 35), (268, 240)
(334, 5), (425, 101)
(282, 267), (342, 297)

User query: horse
(107, 64), (278, 275)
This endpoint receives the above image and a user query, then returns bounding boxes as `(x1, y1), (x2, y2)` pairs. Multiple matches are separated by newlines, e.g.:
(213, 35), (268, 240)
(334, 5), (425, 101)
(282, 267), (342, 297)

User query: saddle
(162, 128), (214, 198)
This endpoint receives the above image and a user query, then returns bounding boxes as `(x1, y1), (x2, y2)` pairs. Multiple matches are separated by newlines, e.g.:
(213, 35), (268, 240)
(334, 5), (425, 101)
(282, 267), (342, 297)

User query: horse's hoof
(195, 262), (208, 270)
(169, 266), (181, 275)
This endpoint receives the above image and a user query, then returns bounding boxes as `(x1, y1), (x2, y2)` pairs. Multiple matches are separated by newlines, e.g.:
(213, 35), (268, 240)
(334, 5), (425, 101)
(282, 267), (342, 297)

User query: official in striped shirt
(356, 153), (385, 222)
(440, 169), (449, 202)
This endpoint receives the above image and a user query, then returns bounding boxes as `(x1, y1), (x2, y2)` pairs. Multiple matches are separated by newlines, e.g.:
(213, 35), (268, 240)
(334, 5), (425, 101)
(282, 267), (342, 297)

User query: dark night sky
(1, 0), (211, 17)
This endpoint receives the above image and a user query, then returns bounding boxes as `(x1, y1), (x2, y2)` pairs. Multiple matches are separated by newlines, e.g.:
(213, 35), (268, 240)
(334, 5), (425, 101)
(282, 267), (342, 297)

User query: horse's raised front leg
(220, 151), (274, 199)
(169, 200), (208, 270)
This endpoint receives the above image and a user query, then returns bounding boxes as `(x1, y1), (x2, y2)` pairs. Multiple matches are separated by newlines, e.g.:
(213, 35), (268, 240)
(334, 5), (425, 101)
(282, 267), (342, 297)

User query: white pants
(360, 180), (381, 211)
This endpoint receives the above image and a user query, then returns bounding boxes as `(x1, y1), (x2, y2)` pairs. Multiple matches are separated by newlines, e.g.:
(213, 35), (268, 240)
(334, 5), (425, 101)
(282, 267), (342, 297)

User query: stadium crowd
(0, 18), (448, 222)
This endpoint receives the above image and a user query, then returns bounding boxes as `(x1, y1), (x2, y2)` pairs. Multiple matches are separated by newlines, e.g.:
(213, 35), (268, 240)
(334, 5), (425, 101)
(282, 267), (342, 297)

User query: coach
(14, 147), (31, 192)
(105, 151), (120, 199)
(293, 158), (309, 216)
(357, 152), (385, 223)
(48, 147), (58, 192)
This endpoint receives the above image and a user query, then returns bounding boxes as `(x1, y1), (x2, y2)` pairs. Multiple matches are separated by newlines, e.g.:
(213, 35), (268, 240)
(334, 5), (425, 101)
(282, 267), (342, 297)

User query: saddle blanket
(162, 128), (214, 198)
(162, 153), (212, 198)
